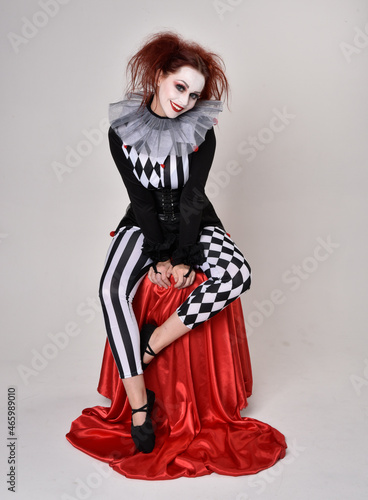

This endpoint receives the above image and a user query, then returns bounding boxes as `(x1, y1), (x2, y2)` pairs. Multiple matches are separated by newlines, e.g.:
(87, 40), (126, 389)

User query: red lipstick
(170, 101), (184, 113)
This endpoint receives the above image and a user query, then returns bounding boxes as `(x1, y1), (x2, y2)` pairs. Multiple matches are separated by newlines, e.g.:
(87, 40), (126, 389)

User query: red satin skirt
(66, 272), (287, 480)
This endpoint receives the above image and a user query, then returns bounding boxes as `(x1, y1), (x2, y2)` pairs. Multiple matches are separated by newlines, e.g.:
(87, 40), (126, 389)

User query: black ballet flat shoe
(140, 324), (158, 371)
(131, 389), (155, 454)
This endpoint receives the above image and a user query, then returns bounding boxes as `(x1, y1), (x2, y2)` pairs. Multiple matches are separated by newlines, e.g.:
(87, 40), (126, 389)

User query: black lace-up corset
(153, 188), (181, 223)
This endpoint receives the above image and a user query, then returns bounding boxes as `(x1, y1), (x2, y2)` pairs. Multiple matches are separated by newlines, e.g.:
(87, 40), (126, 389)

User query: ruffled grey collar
(109, 92), (223, 157)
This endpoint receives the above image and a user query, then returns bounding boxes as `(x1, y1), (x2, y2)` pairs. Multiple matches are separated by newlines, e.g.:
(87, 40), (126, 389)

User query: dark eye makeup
(175, 84), (200, 100)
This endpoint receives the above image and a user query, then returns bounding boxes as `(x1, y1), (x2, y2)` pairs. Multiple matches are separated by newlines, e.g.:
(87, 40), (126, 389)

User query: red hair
(125, 32), (229, 106)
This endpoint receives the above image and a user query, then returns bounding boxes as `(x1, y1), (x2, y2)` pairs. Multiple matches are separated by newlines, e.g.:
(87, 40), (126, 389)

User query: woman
(99, 32), (251, 454)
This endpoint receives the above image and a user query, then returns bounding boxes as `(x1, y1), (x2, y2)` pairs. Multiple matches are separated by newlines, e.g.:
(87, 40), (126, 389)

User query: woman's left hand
(172, 264), (196, 289)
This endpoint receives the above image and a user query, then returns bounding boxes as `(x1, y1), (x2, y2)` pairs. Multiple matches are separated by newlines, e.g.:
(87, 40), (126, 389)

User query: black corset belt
(153, 188), (181, 223)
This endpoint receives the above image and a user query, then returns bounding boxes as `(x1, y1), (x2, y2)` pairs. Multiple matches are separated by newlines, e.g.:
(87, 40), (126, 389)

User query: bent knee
(232, 259), (251, 293)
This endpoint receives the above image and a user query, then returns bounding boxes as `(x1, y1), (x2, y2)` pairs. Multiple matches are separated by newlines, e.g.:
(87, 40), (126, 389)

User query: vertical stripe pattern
(99, 226), (152, 378)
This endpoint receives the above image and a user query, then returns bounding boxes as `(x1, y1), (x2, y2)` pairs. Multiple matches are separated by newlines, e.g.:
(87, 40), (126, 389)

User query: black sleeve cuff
(171, 243), (205, 267)
(141, 233), (176, 262)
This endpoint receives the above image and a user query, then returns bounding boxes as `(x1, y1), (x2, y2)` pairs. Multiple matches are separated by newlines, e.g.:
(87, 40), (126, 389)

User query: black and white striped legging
(99, 225), (251, 378)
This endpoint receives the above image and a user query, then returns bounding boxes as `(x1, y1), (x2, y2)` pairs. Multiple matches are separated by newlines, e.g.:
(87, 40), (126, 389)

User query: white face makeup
(151, 66), (205, 118)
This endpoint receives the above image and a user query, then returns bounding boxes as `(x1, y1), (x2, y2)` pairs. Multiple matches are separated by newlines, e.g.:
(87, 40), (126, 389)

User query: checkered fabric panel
(122, 144), (189, 189)
(177, 226), (251, 329)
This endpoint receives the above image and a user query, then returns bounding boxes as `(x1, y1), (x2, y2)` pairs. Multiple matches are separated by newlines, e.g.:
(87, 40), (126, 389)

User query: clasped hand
(148, 260), (195, 289)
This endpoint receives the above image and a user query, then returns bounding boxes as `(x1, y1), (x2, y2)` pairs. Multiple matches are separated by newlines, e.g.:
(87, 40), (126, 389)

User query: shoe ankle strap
(131, 403), (148, 415)
(145, 343), (156, 357)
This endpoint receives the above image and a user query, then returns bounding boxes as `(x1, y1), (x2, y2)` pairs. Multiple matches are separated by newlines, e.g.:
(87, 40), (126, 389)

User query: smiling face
(151, 66), (206, 118)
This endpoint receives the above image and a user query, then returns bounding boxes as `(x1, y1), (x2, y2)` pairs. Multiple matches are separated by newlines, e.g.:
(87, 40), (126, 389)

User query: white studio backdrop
(1, 1), (368, 499)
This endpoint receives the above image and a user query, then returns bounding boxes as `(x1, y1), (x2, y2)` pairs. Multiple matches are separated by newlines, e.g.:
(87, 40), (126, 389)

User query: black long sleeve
(109, 127), (176, 260)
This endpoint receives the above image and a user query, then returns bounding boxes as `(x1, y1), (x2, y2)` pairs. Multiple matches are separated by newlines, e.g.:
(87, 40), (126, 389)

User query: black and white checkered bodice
(122, 143), (189, 190)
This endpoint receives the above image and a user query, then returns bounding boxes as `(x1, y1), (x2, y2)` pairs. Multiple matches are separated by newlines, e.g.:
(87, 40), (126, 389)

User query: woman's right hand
(148, 260), (173, 289)
(172, 264), (196, 289)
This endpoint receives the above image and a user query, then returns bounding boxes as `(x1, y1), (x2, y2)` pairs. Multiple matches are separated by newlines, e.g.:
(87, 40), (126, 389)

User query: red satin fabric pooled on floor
(66, 273), (286, 480)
